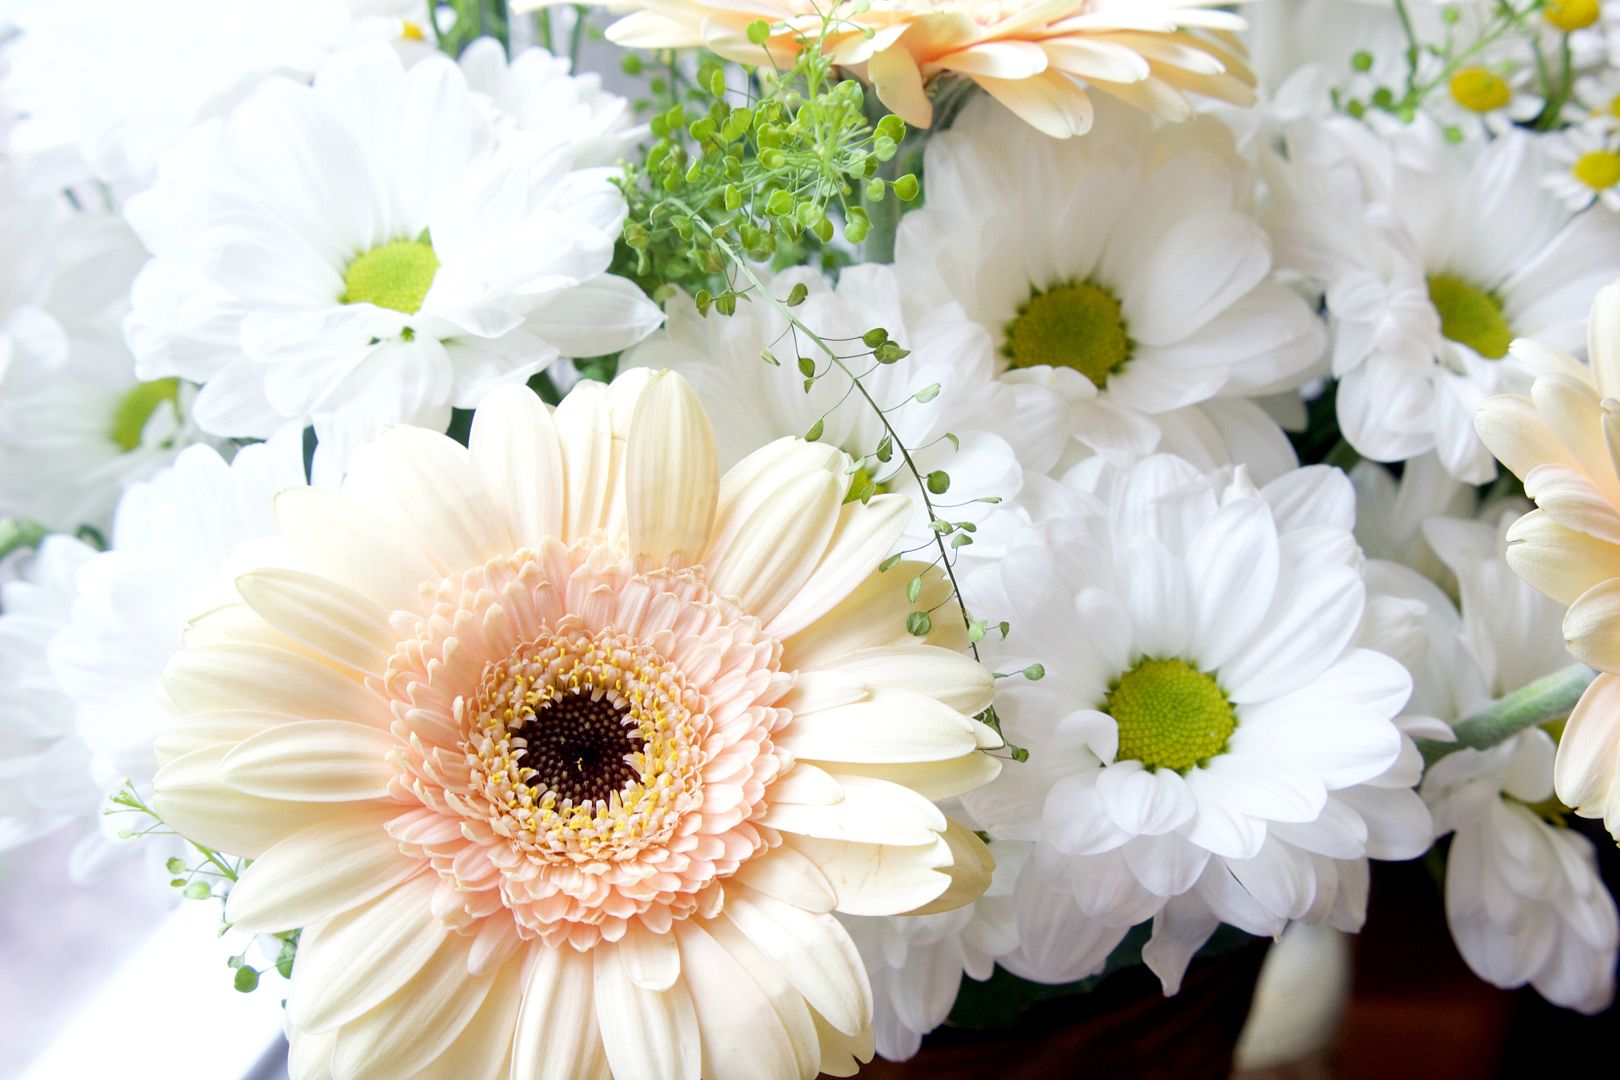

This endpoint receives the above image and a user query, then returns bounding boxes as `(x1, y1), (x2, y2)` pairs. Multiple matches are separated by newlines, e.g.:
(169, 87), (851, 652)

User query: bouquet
(2, 1), (1617, 1076)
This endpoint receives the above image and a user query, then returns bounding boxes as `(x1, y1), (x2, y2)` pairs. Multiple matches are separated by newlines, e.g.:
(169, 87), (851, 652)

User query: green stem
(569, 4), (588, 68)
(671, 198), (981, 660)
(0, 518), (50, 561)
(1417, 663), (1595, 767)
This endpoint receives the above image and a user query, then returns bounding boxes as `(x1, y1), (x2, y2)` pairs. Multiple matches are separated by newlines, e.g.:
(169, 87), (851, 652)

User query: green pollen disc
(1106, 658), (1237, 773)
(843, 461), (894, 504)
(342, 239), (441, 315)
(1002, 280), (1131, 389)
(1427, 274), (1512, 360)
(110, 378), (180, 452)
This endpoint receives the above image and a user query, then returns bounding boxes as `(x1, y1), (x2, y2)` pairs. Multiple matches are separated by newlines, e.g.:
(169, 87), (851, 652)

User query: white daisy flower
(122, 44), (661, 478)
(1571, 67), (1620, 127)
(0, 191), (206, 534)
(0, 0), (425, 192)
(959, 455), (1432, 993)
(1390, 514), (1619, 1013)
(896, 98), (1324, 486)
(1544, 121), (1620, 211)
(458, 38), (638, 167)
(621, 264), (1069, 559)
(1350, 453), (1475, 587)
(1267, 113), (1620, 481)
(0, 432), (307, 879)
(840, 839), (1026, 1063)
(0, 535), (99, 858)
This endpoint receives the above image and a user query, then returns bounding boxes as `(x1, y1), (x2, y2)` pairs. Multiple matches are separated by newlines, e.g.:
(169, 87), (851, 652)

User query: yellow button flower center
(1545, 0), (1600, 32)
(1003, 280), (1131, 389)
(342, 239), (441, 314)
(1106, 658), (1237, 773)
(1427, 274), (1513, 359)
(1574, 149), (1620, 191)
(1448, 67), (1512, 113)
(110, 377), (180, 452)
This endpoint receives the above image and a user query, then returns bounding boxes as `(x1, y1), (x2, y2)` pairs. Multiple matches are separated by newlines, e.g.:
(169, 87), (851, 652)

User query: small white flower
(0, 191), (207, 533)
(1571, 67), (1620, 127)
(841, 839), (1027, 1062)
(0, 0), (425, 191)
(0, 433), (307, 878)
(621, 264), (1069, 558)
(0, 535), (99, 860)
(1268, 113), (1620, 481)
(458, 38), (638, 167)
(1543, 121), (1620, 211)
(896, 98), (1325, 486)
(1379, 509), (1618, 1012)
(1350, 453), (1475, 587)
(1422, 62), (1543, 141)
(123, 45), (662, 478)
(961, 455), (1432, 994)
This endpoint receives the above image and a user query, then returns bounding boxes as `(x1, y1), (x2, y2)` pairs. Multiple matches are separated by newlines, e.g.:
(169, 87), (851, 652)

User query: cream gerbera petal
(234, 569), (396, 674)
(627, 370), (718, 565)
(219, 719), (400, 801)
(152, 372), (999, 1078)
(226, 807), (420, 932)
(467, 383), (567, 549)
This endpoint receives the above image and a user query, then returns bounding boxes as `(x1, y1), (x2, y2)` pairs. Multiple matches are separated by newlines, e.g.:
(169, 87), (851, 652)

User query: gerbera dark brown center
(514, 690), (645, 805)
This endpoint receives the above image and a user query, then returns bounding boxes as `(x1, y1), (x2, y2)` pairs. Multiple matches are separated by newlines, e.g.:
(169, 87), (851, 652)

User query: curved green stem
(1417, 662), (1595, 767)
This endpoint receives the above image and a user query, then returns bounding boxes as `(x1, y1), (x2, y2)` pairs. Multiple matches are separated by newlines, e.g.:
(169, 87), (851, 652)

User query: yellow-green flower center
(1545, 0), (1600, 32)
(1003, 280), (1131, 389)
(1427, 274), (1513, 359)
(110, 378), (180, 452)
(1574, 149), (1620, 191)
(843, 461), (894, 504)
(342, 239), (440, 314)
(1448, 67), (1512, 113)
(1105, 658), (1237, 773)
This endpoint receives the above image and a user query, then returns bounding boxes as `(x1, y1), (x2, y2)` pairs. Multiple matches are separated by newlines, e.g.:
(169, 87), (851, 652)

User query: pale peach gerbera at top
(535, 0), (1254, 138)
(1475, 283), (1620, 841)
(152, 370), (1001, 1079)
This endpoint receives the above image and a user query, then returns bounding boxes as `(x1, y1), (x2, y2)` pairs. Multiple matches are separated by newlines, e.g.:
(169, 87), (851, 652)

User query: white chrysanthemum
(1268, 113), (1620, 481)
(1543, 121), (1620, 211)
(123, 45), (662, 477)
(458, 38), (637, 167)
(0, 535), (99, 856)
(0, 434), (307, 879)
(152, 372), (1003, 1079)
(0, 0), (424, 191)
(896, 99), (1324, 485)
(960, 455), (1432, 993)
(1385, 515), (1619, 1012)
(1571, 66), (1620, 127)
(1422, 62), (1542, 141)
(1350, 453), (1475, 587)
(840, 839), (1025, 1063)
(622, 265), (1068, 557)
(0, 190), (205, 533)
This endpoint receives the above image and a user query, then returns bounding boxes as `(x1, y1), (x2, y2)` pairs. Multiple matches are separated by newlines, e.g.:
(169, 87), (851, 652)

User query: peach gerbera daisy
(539, 0), (1254, 138)
(152, 370), (1001, 1079)
(1476, 282), (1620, 841)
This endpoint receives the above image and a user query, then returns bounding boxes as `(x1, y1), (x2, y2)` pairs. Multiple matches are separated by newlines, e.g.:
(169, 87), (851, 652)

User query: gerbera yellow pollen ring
(525, 1), (1254, 139)
(1475, 283), (1620, 842)
(151, 369), (1001, 1080)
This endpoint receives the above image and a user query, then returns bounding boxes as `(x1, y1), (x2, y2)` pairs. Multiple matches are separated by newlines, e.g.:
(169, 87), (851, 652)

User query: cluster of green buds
(1333, 0), (1588, 135)
(616, 25), (919, 298)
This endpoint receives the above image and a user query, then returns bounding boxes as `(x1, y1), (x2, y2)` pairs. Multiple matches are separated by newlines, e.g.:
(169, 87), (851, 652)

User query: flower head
(573, 0), (1254, 138)
(961, 455), (1431, 993)
(153, 371), (1000, 1079)
(1476, 281), (1620, 838)
(897, 99), (1323, 482)
(122, 45), (661, 478)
